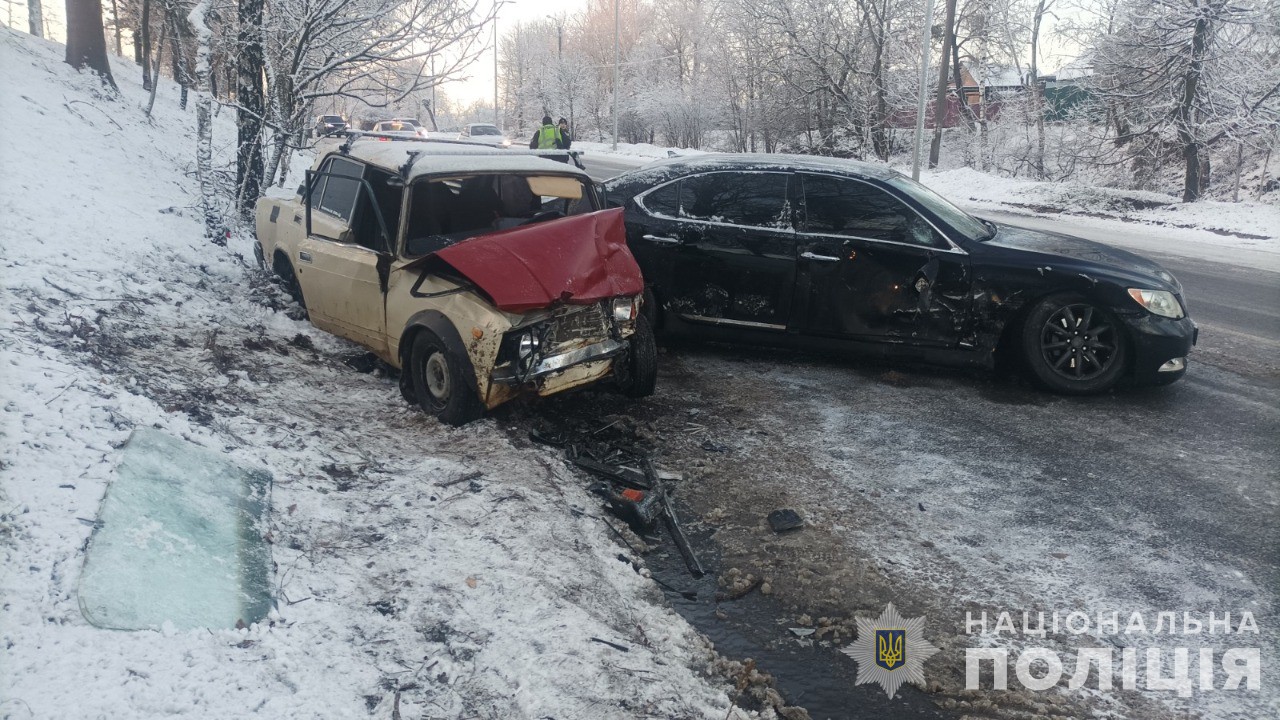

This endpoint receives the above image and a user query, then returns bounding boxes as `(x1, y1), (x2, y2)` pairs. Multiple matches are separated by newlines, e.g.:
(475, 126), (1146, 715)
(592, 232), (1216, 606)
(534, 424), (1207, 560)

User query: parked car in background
(255, 140), (657, 424)
(313, 115), (348, 138)
(604, 154), (1197, 395)
(371, 120), (426, 138)
(459, 123), (512, 148)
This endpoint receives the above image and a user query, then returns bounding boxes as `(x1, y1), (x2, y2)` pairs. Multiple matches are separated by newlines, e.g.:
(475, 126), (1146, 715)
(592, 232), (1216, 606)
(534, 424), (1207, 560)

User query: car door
(632, 171), (796, 329)
(793, 173), (971, 346)
(297, 156), (394, 353)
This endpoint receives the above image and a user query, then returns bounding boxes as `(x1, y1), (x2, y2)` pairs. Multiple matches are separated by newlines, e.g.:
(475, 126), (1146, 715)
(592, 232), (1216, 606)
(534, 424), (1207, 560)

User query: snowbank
(0, 27), (741, 719)
(920, 166), (1280, 255)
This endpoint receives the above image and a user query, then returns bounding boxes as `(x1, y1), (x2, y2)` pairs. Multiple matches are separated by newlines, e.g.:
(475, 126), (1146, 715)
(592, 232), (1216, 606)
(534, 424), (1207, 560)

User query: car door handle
(801, 251), (840, 262)
(642, 234), (680, 245)
(298, 251), (313, 263)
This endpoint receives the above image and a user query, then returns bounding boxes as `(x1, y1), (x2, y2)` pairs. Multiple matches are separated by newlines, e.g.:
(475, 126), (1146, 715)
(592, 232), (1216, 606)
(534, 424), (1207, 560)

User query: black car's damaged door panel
(792, 173), (972, 346)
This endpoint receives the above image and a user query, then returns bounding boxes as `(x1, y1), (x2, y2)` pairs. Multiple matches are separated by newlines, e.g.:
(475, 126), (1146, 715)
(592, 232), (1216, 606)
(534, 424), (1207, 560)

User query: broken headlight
(517, 329), (542, 370)
(612, 297), (639, 323)
(1127, 289), (1184, 319)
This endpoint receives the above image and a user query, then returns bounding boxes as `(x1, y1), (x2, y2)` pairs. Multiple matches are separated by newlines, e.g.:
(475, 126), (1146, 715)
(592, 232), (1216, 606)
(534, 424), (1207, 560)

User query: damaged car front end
(255, 141), (657, 425)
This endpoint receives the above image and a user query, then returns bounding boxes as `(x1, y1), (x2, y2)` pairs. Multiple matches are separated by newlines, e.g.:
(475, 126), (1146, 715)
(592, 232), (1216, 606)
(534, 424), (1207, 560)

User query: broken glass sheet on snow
(78, 429), (273, 630)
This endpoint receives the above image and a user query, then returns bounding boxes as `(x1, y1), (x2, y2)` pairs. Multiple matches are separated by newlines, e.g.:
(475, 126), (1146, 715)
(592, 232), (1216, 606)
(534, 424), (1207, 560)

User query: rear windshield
(320, 116), (343, 123)
(471, 125), (501, 136)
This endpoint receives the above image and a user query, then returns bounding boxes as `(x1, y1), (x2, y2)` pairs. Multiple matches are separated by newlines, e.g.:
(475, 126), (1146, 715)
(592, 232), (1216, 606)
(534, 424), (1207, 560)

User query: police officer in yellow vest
(528, 115), (563, 150)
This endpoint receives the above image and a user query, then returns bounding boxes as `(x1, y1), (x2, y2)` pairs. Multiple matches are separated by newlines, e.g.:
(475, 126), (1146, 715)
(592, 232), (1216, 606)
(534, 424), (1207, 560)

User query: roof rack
(334, 130), (585, 171)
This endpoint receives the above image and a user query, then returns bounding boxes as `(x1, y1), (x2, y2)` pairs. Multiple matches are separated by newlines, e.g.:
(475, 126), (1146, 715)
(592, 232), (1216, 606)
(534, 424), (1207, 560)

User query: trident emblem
(875, 629), (905, 670)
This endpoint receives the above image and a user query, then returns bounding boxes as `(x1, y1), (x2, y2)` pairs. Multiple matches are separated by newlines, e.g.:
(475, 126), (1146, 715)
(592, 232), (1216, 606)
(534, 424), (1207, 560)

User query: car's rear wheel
(616, 316), (658, 398)
(1021, 293), (1128, 394)
(409, 331), (483, 426)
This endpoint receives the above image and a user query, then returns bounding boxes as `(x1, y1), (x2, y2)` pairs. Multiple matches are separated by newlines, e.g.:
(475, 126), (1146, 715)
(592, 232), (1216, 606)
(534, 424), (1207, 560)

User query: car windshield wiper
(978, 218), (998, 241)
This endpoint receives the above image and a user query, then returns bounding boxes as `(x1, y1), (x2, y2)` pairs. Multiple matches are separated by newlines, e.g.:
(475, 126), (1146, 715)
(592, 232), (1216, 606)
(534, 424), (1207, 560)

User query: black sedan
(604, 154), (1197, 394)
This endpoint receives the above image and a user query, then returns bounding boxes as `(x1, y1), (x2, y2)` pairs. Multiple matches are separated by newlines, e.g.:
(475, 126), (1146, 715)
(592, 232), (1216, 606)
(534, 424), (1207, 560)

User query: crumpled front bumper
(491, 337), (625, 385)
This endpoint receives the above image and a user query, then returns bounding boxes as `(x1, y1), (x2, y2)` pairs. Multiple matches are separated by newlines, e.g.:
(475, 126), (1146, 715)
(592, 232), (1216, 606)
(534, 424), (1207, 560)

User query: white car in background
(459, 123), (512, 148)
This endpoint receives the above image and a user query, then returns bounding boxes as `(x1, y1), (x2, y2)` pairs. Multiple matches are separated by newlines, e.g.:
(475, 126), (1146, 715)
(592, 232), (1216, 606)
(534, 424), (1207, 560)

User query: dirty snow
(0, 27), (743, 719)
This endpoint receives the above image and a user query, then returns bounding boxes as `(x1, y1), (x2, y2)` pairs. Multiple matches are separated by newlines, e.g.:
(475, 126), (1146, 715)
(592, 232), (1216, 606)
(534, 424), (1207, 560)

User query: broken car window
(78, 429), (273, 631)
(402, 174), (596, 257)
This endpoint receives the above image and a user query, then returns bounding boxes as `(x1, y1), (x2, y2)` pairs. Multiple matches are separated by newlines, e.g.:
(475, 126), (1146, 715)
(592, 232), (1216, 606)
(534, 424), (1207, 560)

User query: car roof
(327, 140), (588, 181)
(615, 152), (900, 186)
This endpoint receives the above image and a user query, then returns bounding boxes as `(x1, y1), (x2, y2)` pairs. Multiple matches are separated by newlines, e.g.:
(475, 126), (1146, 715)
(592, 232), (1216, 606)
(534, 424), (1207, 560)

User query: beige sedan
(255, 140), (656, 424)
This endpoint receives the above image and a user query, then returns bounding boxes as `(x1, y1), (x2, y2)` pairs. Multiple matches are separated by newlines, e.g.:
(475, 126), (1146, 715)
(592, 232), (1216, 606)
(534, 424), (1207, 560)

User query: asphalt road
(567, 155), (1280, 718)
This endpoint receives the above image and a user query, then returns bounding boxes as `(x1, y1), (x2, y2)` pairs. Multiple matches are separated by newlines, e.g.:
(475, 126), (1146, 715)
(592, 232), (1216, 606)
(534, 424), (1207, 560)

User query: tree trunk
(928, 0), (958, 168)
(188, 0), (221, 242)
(1177, 5), (1211, 202)
(144, 17), (168, 118)
(168, 8), (189, 109)
(869, 8), (890, 160)
(1030, 0), (1049, 179)
(110, 0), (122, 56)
(28, 0), (44, 37)
(235, 0), (265, 219)
(65, 0), (118, 89)
(140, 0), (152, 90)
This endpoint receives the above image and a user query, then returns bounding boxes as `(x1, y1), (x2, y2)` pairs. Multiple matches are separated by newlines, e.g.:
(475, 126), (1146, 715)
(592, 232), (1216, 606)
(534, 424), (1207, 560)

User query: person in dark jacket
(529, 115), (562, 149)
(557, 117), (572, 149)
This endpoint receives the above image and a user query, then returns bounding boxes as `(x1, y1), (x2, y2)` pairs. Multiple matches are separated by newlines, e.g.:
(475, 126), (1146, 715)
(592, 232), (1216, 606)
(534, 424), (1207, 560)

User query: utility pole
(612, 0), (620, 150)
(911, 0), (935, 180)
(493, 9), (500, 130)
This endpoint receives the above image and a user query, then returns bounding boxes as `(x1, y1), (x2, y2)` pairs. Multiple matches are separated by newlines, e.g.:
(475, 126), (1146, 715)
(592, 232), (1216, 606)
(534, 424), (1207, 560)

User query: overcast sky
(444, 0), (591, 105)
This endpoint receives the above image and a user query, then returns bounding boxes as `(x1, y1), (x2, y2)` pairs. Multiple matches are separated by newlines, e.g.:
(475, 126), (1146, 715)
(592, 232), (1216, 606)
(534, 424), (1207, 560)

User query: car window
(680, 172), (790, 229)
(348, 167), (402, 253)
(639, 181), (680, 217)
(316, 157), (364, 222)
(801, 174), (946, 248)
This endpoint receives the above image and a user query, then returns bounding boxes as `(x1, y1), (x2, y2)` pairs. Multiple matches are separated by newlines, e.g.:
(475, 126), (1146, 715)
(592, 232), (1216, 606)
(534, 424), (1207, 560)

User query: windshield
(403, 173), (598, 257)
(472, 125), (502, 136)
(886, 176), (992, 242)
(320, 116), (343, 123)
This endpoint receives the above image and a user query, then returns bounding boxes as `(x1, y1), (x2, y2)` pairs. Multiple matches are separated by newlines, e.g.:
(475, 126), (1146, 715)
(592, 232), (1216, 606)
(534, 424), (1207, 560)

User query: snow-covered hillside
(0, 28), (746, 719)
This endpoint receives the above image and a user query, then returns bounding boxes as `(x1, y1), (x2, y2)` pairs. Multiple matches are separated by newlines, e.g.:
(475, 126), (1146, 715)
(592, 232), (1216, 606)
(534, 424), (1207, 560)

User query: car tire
(409, 330), (483, 426)
(272, 254), (307, 313)
(1021, 293), (1128, 395)
(617, 315), (658, 398)
(640, 287), (660, 329)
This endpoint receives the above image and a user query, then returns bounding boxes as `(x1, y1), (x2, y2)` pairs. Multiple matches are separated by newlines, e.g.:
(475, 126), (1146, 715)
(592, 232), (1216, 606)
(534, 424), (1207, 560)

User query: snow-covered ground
(4, 25), (1276, 720)
(0, 28), (748, 719)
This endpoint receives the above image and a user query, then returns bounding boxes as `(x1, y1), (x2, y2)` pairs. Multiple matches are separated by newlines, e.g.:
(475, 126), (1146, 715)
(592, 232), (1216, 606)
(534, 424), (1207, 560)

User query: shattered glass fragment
(78, 429), (272, 630)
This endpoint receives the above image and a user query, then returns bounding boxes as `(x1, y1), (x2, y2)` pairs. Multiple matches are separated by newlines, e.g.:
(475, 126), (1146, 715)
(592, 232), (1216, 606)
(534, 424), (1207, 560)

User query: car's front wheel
(616, 316), (658, 398)
(1021, 293), (1128, 394)
(409, 330), (483, 426)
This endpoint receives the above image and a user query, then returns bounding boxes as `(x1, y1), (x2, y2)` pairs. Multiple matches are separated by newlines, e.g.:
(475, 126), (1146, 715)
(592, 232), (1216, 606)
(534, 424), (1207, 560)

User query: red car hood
(429, 208), (643, 313)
